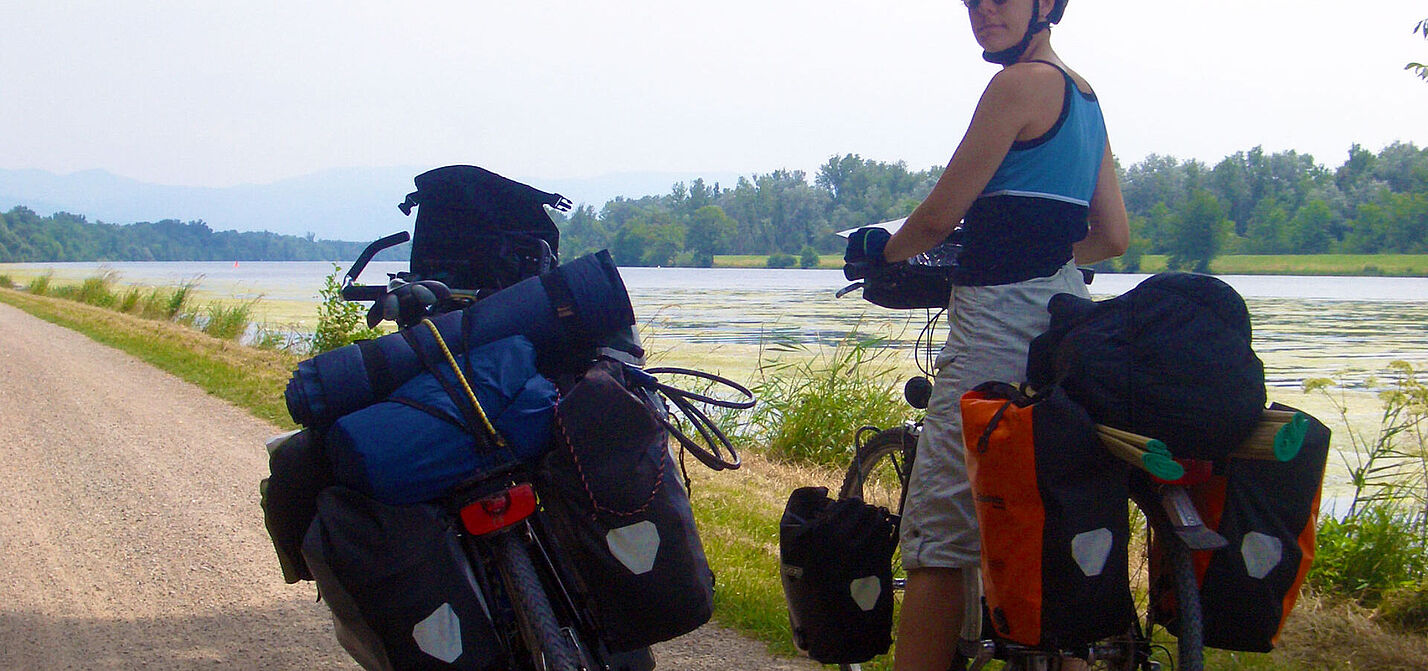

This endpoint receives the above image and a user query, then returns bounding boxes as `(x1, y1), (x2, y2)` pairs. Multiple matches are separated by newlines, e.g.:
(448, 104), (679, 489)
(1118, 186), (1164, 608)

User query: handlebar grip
(340, 285), (387, 302)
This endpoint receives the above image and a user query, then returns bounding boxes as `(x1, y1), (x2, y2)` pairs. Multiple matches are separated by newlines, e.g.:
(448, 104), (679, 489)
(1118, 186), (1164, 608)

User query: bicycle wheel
(838, 425), (916, 513)
(1164, 534), (1204, 671)
(493, 529), (583, 671)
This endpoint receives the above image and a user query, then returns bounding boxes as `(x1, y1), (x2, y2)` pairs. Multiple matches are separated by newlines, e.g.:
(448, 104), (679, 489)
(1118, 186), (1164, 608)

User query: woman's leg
(894, 567), (966, 671)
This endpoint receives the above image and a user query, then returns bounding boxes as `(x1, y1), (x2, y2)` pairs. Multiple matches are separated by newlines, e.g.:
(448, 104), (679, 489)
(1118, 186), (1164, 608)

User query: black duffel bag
(537, 358), (716, 652)
(779, 486), (898, 664)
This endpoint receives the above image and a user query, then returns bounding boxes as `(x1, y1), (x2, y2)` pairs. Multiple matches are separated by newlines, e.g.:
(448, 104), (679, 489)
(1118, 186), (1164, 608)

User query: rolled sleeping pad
(286, 250), (636, 427)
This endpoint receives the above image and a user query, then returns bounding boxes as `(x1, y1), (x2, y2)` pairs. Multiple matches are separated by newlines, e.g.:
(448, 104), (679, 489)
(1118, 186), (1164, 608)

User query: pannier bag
(1026, 272), (1266, 461)
(302, 486), (504, 671)
(961, 382), (1135, 648)
(325, 335), (558, 505)
(260, 428), (332, 583)
(1151, 403), (1330, 652)
(778, 486), (898, 664)
(286, 250), (637, 427)
(536, 358), (715, 652)
(400, 165), (571, 293)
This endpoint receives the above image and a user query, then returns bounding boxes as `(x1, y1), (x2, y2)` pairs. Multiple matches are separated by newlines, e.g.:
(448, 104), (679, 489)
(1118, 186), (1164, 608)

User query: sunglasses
(962, 0), (1011, 9)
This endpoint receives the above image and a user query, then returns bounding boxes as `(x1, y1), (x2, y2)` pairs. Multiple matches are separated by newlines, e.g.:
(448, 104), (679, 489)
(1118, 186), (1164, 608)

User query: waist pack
(536, 358), (715, 652)
(961, 382), (1135, 648)
(778, 486), (898, 664)
(1151, 403), (1330, 652)
(303, 486), (503, 671)
(325, 335), (557, 505)
(1026, 272), (1266, 461)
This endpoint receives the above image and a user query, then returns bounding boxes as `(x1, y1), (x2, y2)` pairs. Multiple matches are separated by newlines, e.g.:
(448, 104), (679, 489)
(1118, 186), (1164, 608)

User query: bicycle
(825, 274), (1213, 671)
(834, 377), (1220, 670)
(280, 231), (753, 671)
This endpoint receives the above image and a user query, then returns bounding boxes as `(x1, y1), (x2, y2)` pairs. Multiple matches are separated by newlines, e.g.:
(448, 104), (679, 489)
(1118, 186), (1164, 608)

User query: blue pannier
(326, 335), (557, 505)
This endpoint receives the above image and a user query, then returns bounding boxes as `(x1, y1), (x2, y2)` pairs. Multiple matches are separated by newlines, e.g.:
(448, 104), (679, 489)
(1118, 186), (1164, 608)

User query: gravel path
(0, 300), (818, 670)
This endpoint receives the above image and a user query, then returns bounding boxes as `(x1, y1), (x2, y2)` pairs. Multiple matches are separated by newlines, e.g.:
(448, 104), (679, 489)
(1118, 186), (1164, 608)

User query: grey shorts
(899, 262), (1091, 571)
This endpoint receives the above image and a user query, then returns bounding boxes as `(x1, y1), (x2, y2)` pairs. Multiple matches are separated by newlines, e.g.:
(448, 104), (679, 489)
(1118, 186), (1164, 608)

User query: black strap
(634, 366), (755, 472)
(399, 327), (498, 454)
(389, 396), (468, 433)
(539, 270), (585, 339)
(357, 338), (396, 400)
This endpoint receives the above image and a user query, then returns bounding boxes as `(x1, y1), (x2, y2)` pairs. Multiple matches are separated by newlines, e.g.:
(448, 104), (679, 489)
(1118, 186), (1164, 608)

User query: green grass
(708, 253), (1428, 275)
(1134, 254), (1428, 276)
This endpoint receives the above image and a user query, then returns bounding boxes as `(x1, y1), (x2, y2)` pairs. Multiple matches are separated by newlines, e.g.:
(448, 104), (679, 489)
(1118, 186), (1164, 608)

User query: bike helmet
(981, 0), (1068, 65)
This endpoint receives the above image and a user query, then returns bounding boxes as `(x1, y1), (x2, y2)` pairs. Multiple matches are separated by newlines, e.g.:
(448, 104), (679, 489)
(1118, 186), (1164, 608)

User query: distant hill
(0, 166), (744, 242)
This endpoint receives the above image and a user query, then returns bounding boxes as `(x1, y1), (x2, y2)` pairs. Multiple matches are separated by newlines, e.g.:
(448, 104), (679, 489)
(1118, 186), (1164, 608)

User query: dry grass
(1268, 591), (1428, 670)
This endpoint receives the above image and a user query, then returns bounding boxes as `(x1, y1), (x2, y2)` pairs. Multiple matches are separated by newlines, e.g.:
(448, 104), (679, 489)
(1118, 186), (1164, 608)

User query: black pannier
(302, 486), (504, 671)
(1152, 403), (1330, 652)
(1026, 272), (1267, 461)
(260, 428), (331, 584)
(537, 358), (716, 652)
(778, 486), (898, 664)
(399, 165), (572, 293)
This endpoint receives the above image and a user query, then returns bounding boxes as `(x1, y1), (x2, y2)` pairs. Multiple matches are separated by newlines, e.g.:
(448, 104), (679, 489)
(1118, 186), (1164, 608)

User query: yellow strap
(420, 319), (507, 449)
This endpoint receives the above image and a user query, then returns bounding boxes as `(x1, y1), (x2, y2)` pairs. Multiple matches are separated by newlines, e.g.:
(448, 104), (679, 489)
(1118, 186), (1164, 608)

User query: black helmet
(982, 0), (1068, 65)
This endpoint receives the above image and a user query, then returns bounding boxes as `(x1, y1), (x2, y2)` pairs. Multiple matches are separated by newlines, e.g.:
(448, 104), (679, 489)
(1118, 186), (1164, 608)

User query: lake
(4, 260), (1424, 392)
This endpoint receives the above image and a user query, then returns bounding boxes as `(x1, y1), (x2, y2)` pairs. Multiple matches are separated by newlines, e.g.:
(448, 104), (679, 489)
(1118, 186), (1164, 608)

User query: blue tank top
(953, 61), (1107, 286)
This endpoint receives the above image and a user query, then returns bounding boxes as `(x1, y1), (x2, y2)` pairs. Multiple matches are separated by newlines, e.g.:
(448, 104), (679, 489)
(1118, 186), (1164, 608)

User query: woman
(844, 1), (1129, 668)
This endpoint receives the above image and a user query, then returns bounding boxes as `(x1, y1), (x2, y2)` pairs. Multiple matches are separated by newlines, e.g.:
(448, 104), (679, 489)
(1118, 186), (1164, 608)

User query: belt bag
(961, 382), (1135, 648)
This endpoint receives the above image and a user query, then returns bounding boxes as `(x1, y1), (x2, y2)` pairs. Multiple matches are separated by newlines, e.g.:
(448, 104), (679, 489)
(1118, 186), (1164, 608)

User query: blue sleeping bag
(325, 335), (557, 505)
(286, 251), (636, 427)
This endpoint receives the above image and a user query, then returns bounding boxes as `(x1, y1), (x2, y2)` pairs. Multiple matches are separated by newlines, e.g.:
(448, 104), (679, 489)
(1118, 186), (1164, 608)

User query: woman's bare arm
(1073, 138), (1130, 264)
(882, 66), (1051, 263)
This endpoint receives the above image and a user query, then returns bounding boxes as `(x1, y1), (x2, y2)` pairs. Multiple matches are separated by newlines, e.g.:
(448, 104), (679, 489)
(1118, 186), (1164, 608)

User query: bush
(311, 264), (382, 354)
(1311, 504), (1428, 606)
(201, 300), (258, 341)
(766, 253), (797, 269)
(75, 271), (119, 308)
(27, 273), (53, 296)
(798, 245), (821, 269)
(743, 330), (907, 467)
(118, 287), (144, 314)
(1377, 583), (1428, 634)
(0, 274), (14, 289)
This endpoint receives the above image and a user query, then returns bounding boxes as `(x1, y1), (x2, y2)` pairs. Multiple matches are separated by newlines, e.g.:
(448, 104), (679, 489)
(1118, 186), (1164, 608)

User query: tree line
(0, 207), (377, 263)
(3, 141), (1425, 270)
(552, 142), (1427, 271)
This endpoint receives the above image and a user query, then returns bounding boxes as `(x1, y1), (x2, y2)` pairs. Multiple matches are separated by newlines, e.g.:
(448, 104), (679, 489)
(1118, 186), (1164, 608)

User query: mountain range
(0, 166), (745, 242)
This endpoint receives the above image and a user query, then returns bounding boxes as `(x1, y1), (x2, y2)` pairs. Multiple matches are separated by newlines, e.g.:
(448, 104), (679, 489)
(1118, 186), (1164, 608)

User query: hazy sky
(3, 0), (1426, 188)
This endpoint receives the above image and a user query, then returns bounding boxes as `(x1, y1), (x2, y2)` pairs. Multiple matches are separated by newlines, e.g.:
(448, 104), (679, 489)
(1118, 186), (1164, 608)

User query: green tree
(1286, 199), (1334, 253)
(1408, 19), (1428, 81)
(1165, 189), (1229, 272)
(684, 205), (737, 266)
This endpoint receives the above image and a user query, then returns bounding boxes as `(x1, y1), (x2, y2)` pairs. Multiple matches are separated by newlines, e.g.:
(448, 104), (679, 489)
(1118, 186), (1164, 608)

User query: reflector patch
(1071, 528), (1113, 577)
(413, 602), (463, 663)
(850, 576), (882, 612)
(607, 521), (660, 574)
(1241, 531), (1283, 579)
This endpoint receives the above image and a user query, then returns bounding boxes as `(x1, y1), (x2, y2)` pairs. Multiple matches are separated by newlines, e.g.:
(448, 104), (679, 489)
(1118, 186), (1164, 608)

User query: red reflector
(460, 483), (537, 536)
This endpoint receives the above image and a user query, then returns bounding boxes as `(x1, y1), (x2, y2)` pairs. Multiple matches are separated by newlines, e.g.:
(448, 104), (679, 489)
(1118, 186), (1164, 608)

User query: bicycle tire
(1166, 533), (1204, 671)
(838, 426), (916, 512)
(493, 530), (583, 671)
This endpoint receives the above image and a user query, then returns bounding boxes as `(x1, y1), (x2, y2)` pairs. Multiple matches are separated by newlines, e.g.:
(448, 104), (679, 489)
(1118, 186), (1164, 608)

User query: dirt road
(0, 300), (815, 670)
